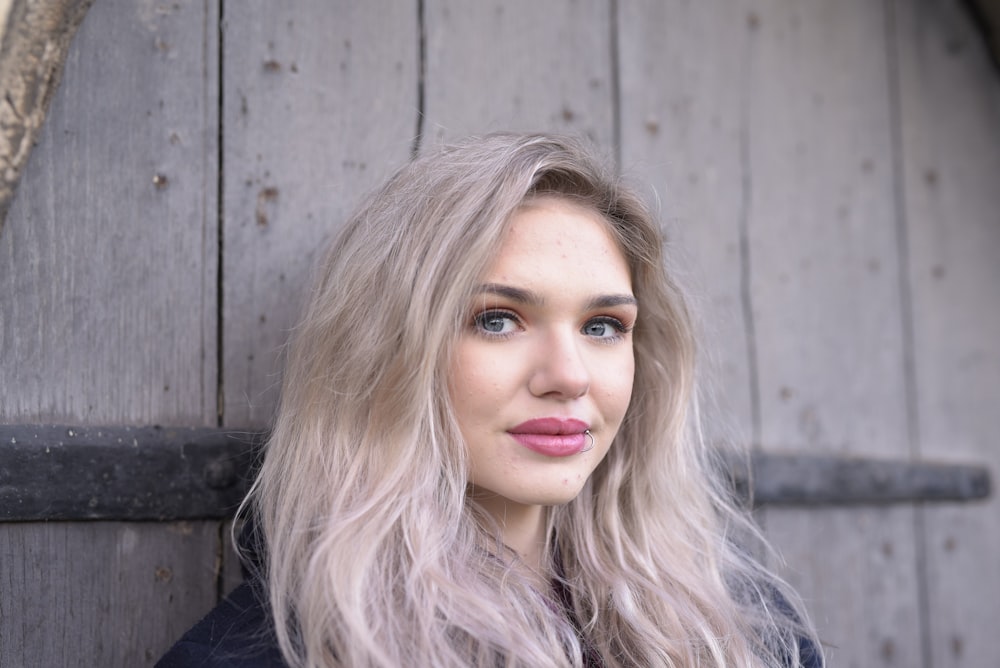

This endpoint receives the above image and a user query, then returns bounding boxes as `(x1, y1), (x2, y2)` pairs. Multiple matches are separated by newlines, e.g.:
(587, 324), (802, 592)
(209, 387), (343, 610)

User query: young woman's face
(449, 196), (636, 513)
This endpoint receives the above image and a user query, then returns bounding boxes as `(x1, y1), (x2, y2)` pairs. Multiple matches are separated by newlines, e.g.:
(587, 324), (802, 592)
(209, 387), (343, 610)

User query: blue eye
(583, 317), (627, 340)
(474, 310), (519, 336)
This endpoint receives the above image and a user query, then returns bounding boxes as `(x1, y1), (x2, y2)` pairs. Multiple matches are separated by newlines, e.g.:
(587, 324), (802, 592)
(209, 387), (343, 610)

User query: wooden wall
(0, 2), (220, 665)
(1, 1), (997, 666)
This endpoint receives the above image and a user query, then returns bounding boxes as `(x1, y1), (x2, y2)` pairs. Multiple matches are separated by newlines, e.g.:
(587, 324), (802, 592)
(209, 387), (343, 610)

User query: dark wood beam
(0, 425), (260, 521)
(0, 425), (990, 521)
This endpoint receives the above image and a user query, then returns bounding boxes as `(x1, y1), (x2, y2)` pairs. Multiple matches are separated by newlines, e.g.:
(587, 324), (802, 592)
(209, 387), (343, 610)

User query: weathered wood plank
(0, 0), (221, 665)
(617, 0), (754, 448)
(222, 0), (419, 427)
(0, 521), (220, 666)
(0, 2), (218, 425)
(894, 0), (1000, 664)
(623, 2), (927, 665)
(219, 0), (421, 611)
(422, 0), (615, 148)
(744, 2), (923, 665)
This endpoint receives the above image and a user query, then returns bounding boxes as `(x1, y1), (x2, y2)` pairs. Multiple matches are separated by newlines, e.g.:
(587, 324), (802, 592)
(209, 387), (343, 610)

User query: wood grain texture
(0, 1), (221, 665)
(0, 521), (220, 667)
(422, 0), (615, 148)
(0, 0), (218, 425)
(894, 0), (1000, 664)
(622, 2), (928, 665)
(617, 1), (754, 447)
(744, 3), (922, 665)
(221, 0), (419, 427)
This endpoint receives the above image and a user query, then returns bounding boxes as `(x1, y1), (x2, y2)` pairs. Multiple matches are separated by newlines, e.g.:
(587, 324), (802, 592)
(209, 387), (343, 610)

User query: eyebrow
(585, 294), (638, 309)
(475, 283), (637, 310)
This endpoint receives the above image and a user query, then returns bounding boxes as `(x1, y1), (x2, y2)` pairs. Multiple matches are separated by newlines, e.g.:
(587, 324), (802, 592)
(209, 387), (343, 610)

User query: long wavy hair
(240, 133), (821, 667)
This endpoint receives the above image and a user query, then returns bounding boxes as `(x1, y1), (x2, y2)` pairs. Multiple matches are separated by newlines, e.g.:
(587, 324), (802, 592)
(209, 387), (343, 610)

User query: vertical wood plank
(222, 0), (418, 427)
(618, 1), (754, 447)
(0, 1), (218, 425)
(0, 521), (220, 666)
(622, 2), (930, 665)
(0, 1), (221, 665)
(423, 0), (615, 149)
(745, 2), (922, 666)
(894, 0), (1000, 664)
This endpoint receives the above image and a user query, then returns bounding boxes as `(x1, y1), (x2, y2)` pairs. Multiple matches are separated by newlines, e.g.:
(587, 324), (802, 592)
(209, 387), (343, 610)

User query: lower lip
(509, 433), (587, 457)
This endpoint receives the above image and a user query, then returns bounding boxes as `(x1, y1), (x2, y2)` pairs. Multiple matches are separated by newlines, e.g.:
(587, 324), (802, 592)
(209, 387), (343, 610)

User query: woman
(159, 133), (822, 667)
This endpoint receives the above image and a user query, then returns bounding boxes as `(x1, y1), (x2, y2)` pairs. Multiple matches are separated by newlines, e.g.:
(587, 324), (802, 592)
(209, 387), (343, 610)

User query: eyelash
(473, 309), (521, 339)
(585, 316), (632, 343)
(472, 310), (633, 342)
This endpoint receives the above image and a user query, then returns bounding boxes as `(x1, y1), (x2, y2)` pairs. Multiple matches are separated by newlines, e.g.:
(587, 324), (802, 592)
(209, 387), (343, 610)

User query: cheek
(448, 365), (479, 432)
(599, 352), (635, 424)
(448, 342), (513, 426)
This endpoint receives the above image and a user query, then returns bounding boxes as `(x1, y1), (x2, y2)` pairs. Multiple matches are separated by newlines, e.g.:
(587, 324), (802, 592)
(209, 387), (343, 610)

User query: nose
(527, 329), (590, 399)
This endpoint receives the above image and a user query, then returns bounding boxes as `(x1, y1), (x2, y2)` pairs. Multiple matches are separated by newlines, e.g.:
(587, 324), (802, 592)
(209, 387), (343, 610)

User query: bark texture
(0, 0), (93, 232)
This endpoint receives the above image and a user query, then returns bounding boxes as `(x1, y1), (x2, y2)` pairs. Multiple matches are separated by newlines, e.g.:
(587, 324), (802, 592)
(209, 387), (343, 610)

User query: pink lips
(507, 417), (590, 457)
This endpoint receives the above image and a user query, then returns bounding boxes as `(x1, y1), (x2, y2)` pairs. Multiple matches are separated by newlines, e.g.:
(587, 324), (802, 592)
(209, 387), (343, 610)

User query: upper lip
(507, 417), (589, 434)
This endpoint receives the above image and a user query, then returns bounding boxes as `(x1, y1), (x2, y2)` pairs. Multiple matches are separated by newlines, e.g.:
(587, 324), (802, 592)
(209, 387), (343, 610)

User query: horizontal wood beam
(0, 425), (991, 521)
(728, 451), (991, 507)
(0, 425), (260, 521)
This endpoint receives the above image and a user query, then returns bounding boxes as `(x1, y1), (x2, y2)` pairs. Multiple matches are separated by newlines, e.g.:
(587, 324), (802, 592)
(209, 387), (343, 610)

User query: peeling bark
(0, 0), (93, 233)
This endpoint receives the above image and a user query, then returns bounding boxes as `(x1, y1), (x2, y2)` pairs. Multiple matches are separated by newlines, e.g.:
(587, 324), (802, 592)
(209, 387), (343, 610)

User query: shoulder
(156, 580), (287, 668)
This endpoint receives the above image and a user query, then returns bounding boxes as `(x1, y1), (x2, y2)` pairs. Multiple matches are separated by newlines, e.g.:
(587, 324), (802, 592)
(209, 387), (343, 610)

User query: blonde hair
(241, 133), (821, 667)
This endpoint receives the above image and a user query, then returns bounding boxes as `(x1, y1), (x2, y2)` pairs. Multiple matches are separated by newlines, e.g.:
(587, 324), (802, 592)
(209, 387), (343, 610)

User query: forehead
(484, 197), (631, 290)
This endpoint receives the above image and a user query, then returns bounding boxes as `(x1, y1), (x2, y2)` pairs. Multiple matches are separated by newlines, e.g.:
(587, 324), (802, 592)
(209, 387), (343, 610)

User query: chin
(531, 485), (589, 508)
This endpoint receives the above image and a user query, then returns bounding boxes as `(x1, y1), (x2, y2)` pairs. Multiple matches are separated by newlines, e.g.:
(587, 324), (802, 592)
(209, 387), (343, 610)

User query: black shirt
(157, 577), (822, 667)
(156, 580), (287, 668)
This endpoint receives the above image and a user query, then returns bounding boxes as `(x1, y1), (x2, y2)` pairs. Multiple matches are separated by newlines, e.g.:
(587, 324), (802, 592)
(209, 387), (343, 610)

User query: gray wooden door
(2, 1), (997, 666)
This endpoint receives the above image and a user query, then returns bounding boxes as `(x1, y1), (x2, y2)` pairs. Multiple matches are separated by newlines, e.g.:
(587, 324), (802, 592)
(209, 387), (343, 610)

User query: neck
(472, 491), (548, 575)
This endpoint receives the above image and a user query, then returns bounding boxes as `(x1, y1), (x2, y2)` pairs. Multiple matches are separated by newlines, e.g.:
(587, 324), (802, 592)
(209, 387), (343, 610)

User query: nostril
(528, 354), (590, 398)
